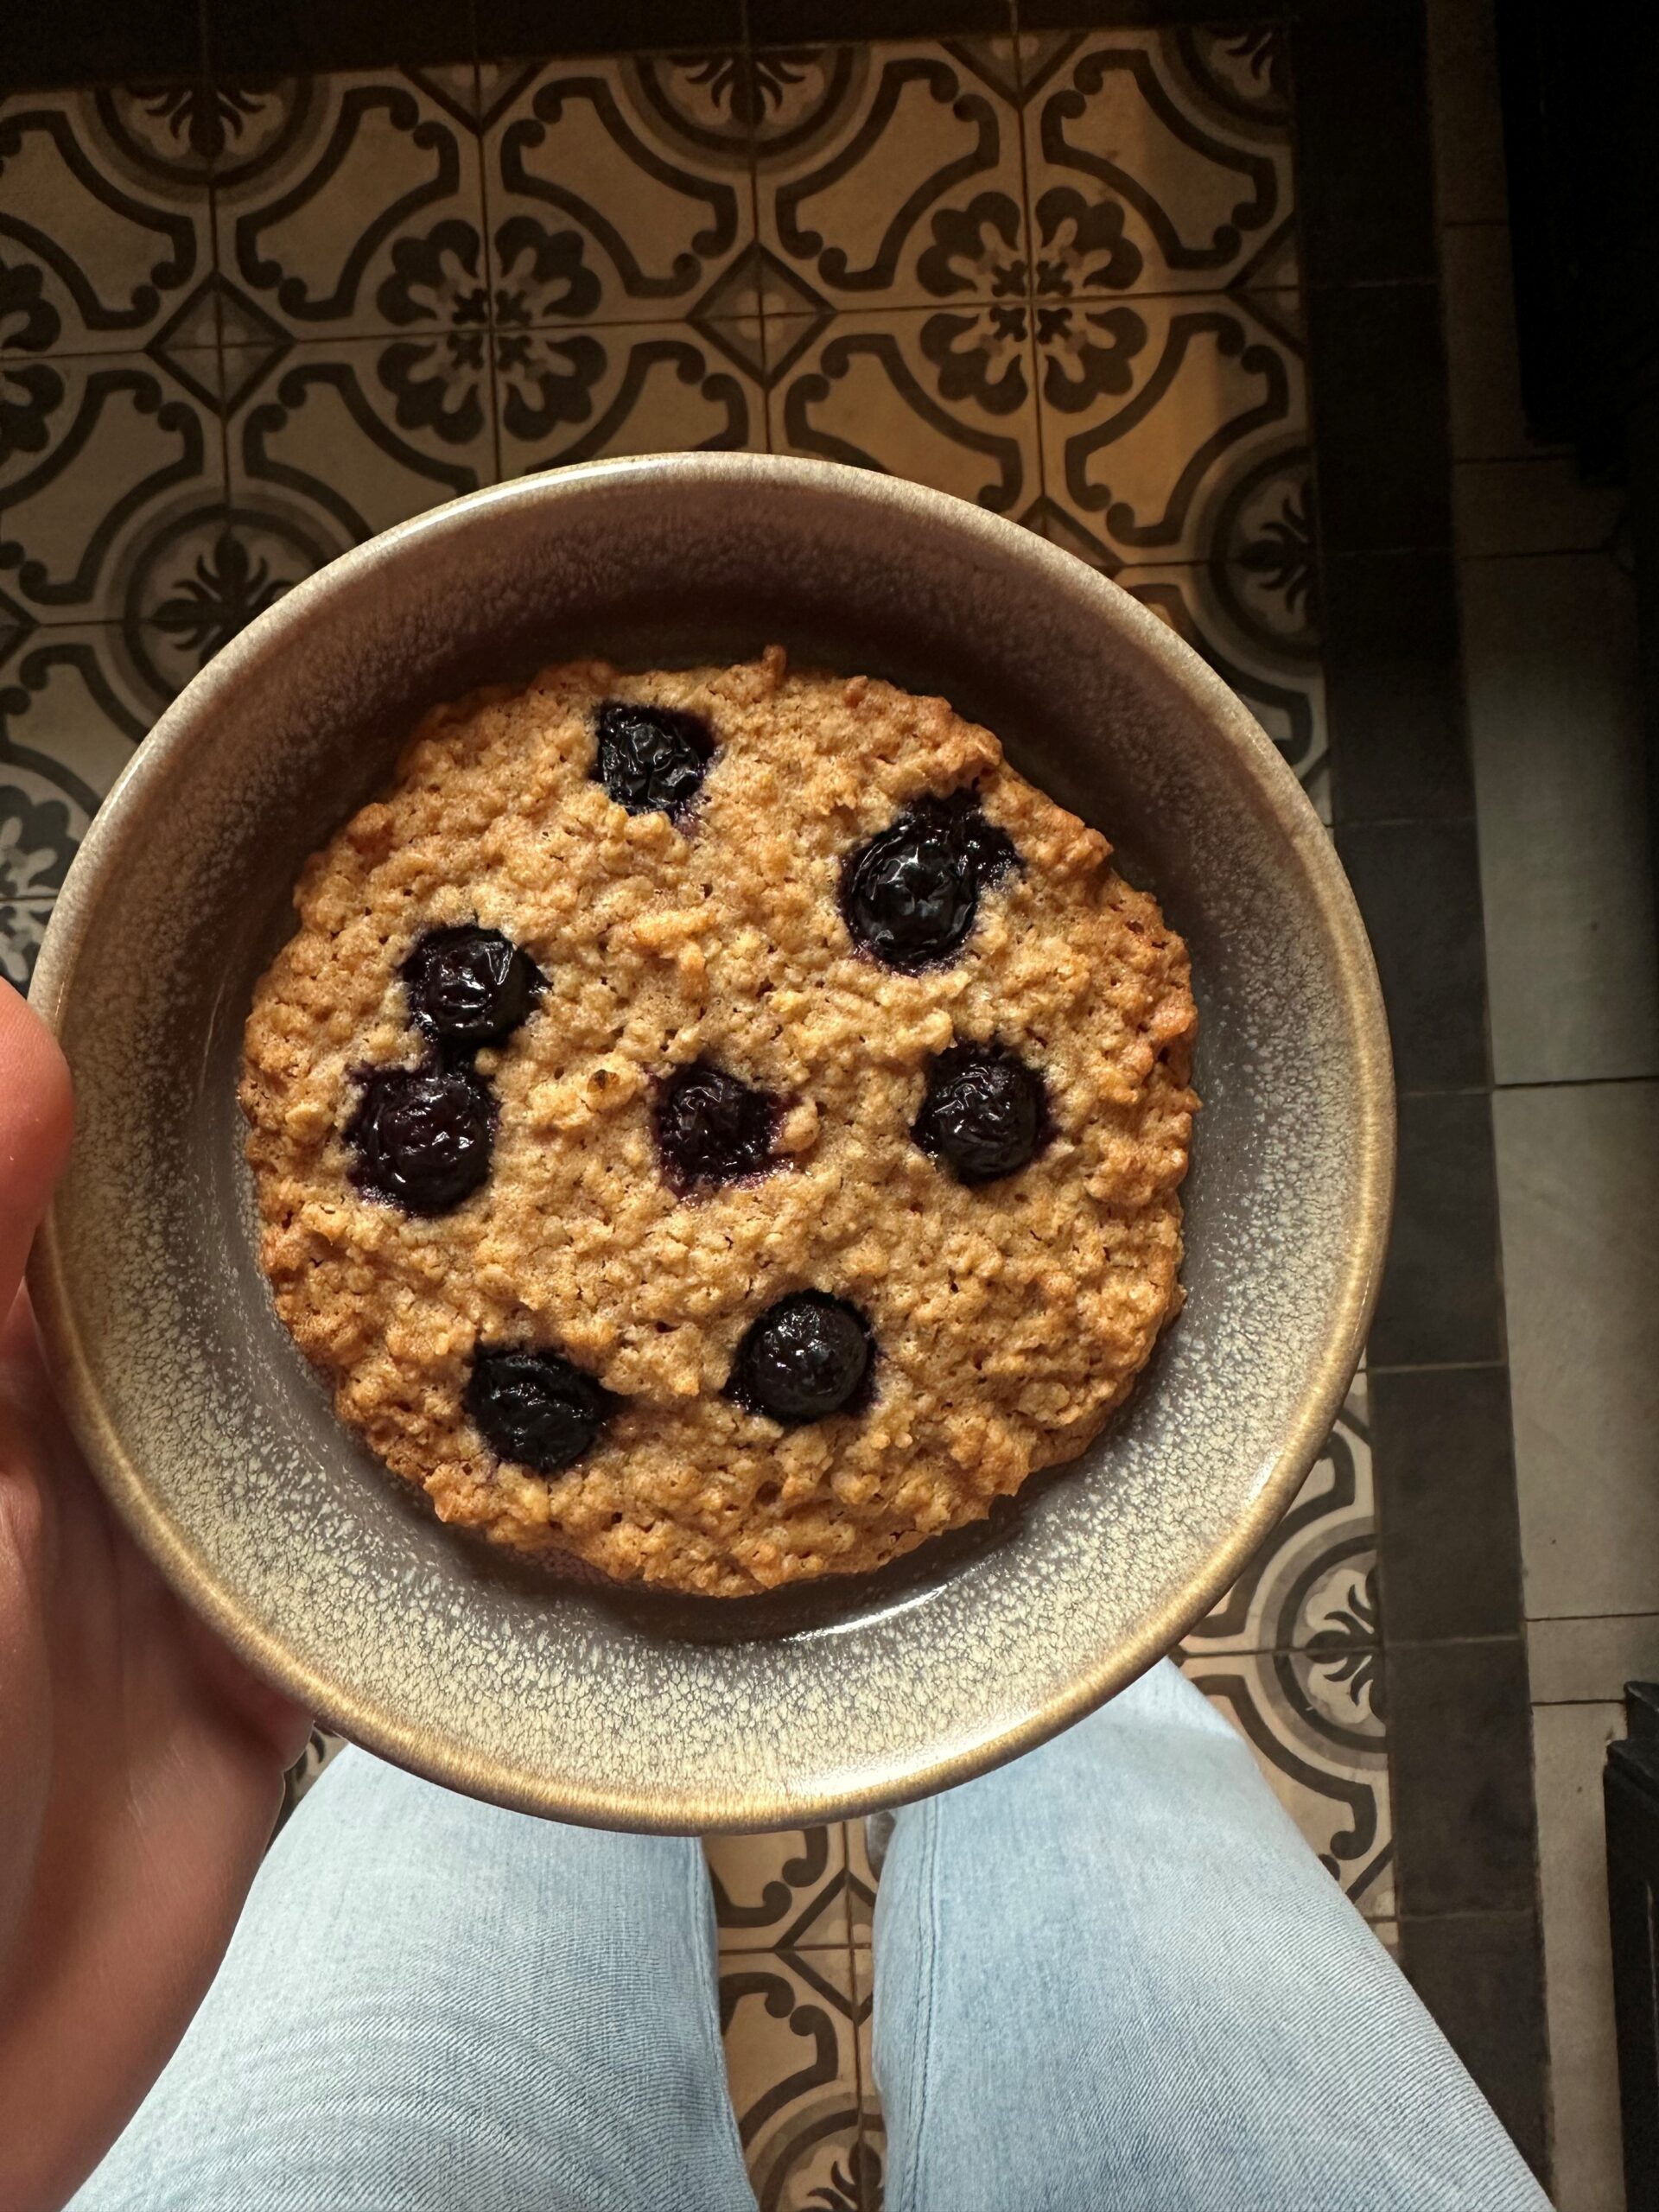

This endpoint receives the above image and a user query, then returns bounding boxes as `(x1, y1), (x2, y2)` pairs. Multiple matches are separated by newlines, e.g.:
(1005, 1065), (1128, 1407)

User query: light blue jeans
(75, 1661), (1548, 2210)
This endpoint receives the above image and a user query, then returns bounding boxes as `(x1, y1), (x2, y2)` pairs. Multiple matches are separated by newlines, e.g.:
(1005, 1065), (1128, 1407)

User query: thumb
(0, 980), (74, 1321)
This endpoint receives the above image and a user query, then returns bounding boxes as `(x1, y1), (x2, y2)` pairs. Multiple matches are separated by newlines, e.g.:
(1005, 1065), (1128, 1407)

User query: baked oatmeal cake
(240, 647), (1198, 1598)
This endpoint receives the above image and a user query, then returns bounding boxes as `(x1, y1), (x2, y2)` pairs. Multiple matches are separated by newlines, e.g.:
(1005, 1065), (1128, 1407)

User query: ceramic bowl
(28, 454), (1392, 1831)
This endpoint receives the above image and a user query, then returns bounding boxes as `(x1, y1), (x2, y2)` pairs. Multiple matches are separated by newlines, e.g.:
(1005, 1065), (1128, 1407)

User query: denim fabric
(75, 1662), (1548, 2211)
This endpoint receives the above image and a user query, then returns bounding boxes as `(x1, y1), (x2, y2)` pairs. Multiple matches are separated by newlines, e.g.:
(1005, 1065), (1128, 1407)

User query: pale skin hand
(0, 980), (310, 2212)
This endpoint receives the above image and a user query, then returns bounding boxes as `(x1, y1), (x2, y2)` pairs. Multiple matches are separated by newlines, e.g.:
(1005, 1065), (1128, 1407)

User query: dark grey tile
(2, 0), (203, 89)
(1425, 0), (1509, 226)
(1388, 1637), (1535, 1914)
(474, 0), (743, 57)
(1307, 284), (1452, 550)
(1289, 3), (1435, 285)
(1397, 1911), (1548, 2177)
(1371, 1365), (1522, 1642)
(1370, 1090), (1504, 1368)
(1440, 222), (1533, 461)
(1463, 552), (1658, 1085)
(207, 0), (476, 74)
(753, 0), (1008, 32)
(1335, 819), (1489, 1091)
(1324, 550), (1471, 821)
(1497, 1083), (1659, 1623)
(1019, 0), (1260, 22)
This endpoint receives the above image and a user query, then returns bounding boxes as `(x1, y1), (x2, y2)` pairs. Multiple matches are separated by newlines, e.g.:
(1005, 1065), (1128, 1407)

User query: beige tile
(1440, 222), (1538, 461)
(852, 1942), (886, 2196)
(495, 317), (768, 476)
(1465, 553), (1659, 1084)
(0, 84), (214, 354)
(214, 71), (488, 340)
(226, 340), (493, 550)
(844, 1817), (878, 1947)
(1426, 0), (1510, 225)
(483, 54), (756, 326)
(1497, 1083), (1659, 1620)
(1371, 1916), (1401, 1962)
(1033, 289), (1306, 566)
(1534, 1702), (1628, 2212)
(753, 41), (1026, 315)
(1020, 26), (1297, 298)
(1531, 1618), (1659, 1706)
(1454, 457), (1627, 559)
(719, 1947), (867, 2209)
(766, 306), (1040, 518)
(704, 1827), (850, 1951)
(1180, 1646), (1394, 1916)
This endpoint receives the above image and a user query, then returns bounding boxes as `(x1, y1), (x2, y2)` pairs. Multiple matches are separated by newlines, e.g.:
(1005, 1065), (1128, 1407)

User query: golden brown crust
(240, 649), (1198, 1597)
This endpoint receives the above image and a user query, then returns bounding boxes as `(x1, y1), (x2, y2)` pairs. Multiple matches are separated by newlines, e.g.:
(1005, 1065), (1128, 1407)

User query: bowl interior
(31, 457), (1390, 1830)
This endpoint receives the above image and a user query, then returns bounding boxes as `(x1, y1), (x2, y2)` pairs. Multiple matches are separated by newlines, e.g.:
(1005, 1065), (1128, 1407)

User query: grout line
(1528, 1611), (1659, 1626)
(1492, 1071), (1659, 1093)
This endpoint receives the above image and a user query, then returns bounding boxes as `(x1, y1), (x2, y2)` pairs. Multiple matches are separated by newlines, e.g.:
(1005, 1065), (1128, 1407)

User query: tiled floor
(9, 3), (1653, 2203)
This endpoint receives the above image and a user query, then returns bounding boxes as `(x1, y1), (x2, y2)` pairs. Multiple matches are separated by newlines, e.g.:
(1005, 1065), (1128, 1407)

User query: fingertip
(0, 979), (74, 1217)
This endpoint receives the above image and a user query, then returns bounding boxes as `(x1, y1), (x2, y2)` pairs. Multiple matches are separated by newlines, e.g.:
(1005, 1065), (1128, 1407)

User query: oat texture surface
(241, 649), (1198, 1596)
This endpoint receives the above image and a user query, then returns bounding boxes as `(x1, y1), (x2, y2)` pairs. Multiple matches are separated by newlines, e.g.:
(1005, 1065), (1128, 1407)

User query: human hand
(0, 979), (310, 2212)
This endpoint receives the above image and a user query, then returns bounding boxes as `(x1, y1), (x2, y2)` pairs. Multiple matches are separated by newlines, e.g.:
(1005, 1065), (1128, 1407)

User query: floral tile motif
(1116, 558), (1327, 818)
(1033, 287), (1306, 567)
(753, 41), (1026, 316)
(720, 1947), (871, 2211)
(1179, 1645), (1394, 1919)
(0, 348), (226, 629)
(225, 338), (493, 567)
(499, 317), (767, 477)
(0, 86), (214, 359)
(212, 71), (489, 342)
(1018, 27), (1296, 299)
(483, 55), (756, 329)
(704, 1827), (851, 1952)
(766, 307), (1039, 517)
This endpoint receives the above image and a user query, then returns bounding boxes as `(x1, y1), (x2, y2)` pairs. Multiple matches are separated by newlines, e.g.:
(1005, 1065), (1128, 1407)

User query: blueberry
(655, 1061), (779, 1194)
(594, 701), (715, 820)
(841, 793), (1018, 970)
(728, 1293), (874, 1425)
(913, 1042), (1047, 1185)
(466, 1346), (612, 1475)
(346, 1065), (494, 1215)
(401, 925), (543, 1047)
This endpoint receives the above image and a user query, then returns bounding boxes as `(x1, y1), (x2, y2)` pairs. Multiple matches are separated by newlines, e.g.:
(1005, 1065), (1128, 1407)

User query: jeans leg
(872, 1659), (1549, 2212)
(73, 1749), (756, 2212)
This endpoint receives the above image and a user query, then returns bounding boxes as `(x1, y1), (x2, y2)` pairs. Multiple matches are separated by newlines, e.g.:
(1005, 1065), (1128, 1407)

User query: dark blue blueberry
(655, 1061), (779, 1194)
(402, 925), (543, 1048)
(913, 1041), (1048, 1185)
(594, 701), (715, 820)
(346, 1065), (494, 1216)
(728, 1293), (874, 1425)
(841, 792), (1018, 971)
(465, 1346), (613, 1475)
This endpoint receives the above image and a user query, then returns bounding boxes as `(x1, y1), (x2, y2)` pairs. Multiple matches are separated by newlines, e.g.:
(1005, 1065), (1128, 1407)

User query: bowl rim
(27, 453), (1395, 1828)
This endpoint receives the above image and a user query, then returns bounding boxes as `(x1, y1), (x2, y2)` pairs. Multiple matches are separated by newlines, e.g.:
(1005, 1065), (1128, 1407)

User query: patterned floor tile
(212, 70), (489, 343)
(753, 41), (1026, 315)
(0, 86), (214, 358)
(0, 348), (226, 628)
(720, 1947), (868, 2211)
(1180, 1376), (1371, 1656)
(483, 55), (756, 330)
(276, 1725), (348, 1832)
(1033, 287), (1306, 568)
(843, 1820), (877, 1948)
(497, 317), (768, 477)
(705, 1827), (851, 1952)
(766, 306), (1039, 516)
(225, 338), (493, 565)
(1115, 548), (1326, 818)
(1181, 1645), (1394, 1918)
(850, 1946), (885, 2210)
(1018, 27), (1296, 298)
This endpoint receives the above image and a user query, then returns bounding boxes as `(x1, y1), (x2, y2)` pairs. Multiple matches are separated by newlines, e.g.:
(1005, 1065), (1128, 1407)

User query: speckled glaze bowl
(29, 455), (1391, 1832)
